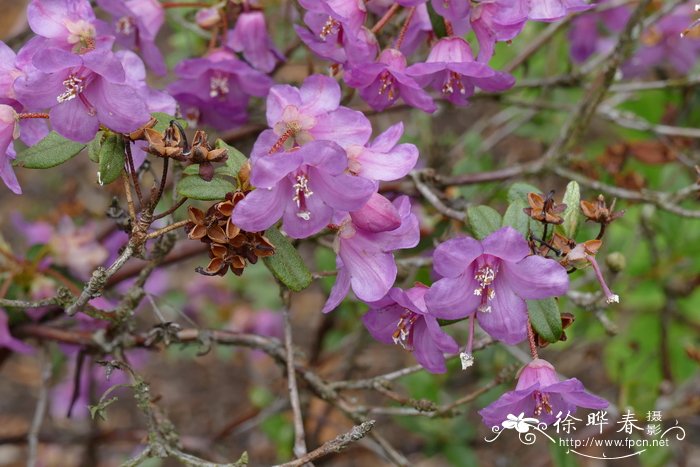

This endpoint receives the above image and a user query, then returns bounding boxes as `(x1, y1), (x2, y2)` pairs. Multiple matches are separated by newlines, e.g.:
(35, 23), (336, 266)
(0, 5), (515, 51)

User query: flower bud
(195, 7), (221, 29)
(350, 193), (401, 233)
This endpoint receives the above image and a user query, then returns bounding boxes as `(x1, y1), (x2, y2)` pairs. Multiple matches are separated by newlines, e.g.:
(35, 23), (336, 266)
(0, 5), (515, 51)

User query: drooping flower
(0, 104), (21, 194)
(260, 74), (372, 153)
(96, 0), (166, 75)
(226, 11), (283, 73)
(361, 283), (458, 373)
(406, 37), (515, 106)
(167, 49), (273, 131)
(322, 194), (419, 312)
(425, 227), (569, 345)
(345, 48), (436, 113)
(232, 140), (376, 239)
(345, 122), (419, 181)
(14, 38), (150, 142)
(479, 358), (608, 426)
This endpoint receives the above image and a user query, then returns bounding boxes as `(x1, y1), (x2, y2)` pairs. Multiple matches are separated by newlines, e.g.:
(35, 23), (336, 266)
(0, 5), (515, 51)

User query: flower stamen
(319, 16), (340, 40)
(57, 74), (85, 103)
(392, 311), (419, 350)
(292, 174), (313, 220)
(209, 73), (230, 98)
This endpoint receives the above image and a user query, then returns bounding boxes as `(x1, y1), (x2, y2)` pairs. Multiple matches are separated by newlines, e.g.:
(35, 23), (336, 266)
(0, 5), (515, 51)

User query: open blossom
(345, 48), (436, 113)
(14, 39), (150, 142)
(407, 37), (515, 105)
(322, 194), (419, 312)
(346, 122), (418, 181)
(425, 227), (569, 345)
(168, 49), (272, 131)
(479, 359), (608, 426)
(361, 284), (458, 373)
(260, 74), (371, 153)
(529, 0), (593, 22)
(27, 0), (102, 53)
(0, 105), (20, 194)
(96, 0), (166, 75)
(232, 140), (375, 239)
(226, 11), (283, 73)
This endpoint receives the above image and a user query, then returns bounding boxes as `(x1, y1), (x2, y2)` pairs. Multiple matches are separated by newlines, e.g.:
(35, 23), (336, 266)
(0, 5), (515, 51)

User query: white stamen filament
(292, 174), (313, 220)
(209, 74), (230, 98)
(116, 16), (135, 36)
(474, 265), (497, 313)
(57, 74), (85, 103)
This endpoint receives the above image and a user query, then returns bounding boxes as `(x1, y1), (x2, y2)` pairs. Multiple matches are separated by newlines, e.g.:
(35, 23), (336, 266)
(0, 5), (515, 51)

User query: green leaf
(182, 164), (238, 178)
(502, 200), (530, 236)
(88, 131), (104, 163)
(262, 227), (312, 292)
(176, 175), (235, 200)
(216, 139), (248, 177)
(97, 133), (125, 185)
(560, 181), (581, 238)
(527, 298), (563, 344)
(507, 182), (541, 204)
(151, 112), (187, 133)
(467, 205), (502, 240)
(14, 131), (86, 169)
(426, 2), (447, 38)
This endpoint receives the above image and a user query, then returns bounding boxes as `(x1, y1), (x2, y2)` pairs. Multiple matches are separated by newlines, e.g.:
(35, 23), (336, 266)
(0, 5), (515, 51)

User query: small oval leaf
(560, 181), (581, 238)
(98, 134), (125, 185)
(507, 182), (542, 204)
(527, 298), (563, 344)
(14, 131), (86, 169)
(468, 205), (502, 240)
(216, 139), (248, 178)
(176, 176), (234, 201)
(262, 227), (312, 292)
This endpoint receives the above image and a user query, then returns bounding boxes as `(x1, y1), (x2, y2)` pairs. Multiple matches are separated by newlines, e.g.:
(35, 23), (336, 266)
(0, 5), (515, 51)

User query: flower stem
(527, 321), (539, 359)
(395, 7), (416, 50)
(145, 219), (190, 240)
(443, 18), (454, 37)
(18, 112), (49, 120)
(371, 4), (400, 34)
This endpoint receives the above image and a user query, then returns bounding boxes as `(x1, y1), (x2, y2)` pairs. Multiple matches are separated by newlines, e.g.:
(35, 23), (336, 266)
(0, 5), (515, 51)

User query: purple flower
(361, 284), (458, 373)
(431, 0), (471, 24)
(322, 194), (419, 312)
(14, 39), (150, 142)
(623, 4), (700, 77)
(470, 0), (529, 62)
(0, 309), (33, 354)
(96, 0), (166, 75)
(226, 11), (283, 73)
(167, 49), (272, 131)
(345, 48), (436, 113)
(479, 358), (608, 426)
(568, 3), (630, 63)
(425, 227), (569, 345)
(260, 74), (371, 152)
(232, 140), (376, 239)
(406, 37), (515, 105)
(27, 0), (104, 54)
(346, 122), (419, 181)
(0, 41), (23, 99)
(528, 0), (593, 23)
(0, 104), (21, 194)
(295, 15), (378, 66)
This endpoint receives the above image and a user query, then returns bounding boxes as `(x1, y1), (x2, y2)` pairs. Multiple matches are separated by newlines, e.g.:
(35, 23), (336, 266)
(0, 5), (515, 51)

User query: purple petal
(309, 169), (376, 212)
(424, 315), (459, 353)
(425, 275), (479, 320)
(282, 188), (333, 239)
(300, 74), (341, 115)
(350, 193), (401, 233)
(311, 107), (372, 149)
(88, 79), (150, 135)
(361, 304), (403, 344)
(340, 233), (397, 302)
(32, 48), (82, 72)
(479, 387), (537, 428)
(250, 151), (303, 188)
(481, 226), (530, 262)
(432, 237), (483, 278)
(232, 183), (288, 232)
(298, 140), (347, 175)
(412, 319), (449, 373)
(477, 277), (528, 344)
(266, 84), (302, 126)
(502, 255), (569, 300)
(370, 122), (404, 152)
(322, 258), (352, 313)
(49, 97), (99, 143)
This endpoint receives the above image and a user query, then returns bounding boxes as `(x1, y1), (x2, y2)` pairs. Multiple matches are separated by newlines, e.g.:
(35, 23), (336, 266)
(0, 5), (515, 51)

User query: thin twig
(283, 305), (308, 458)
(144, 220), (189, 240)
(27, 349), (51, 467)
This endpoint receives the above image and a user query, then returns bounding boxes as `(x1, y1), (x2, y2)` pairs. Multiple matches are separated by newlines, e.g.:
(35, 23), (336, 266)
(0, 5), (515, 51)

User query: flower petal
(477, 277), (528, 344)
(502, 255), (569, 300)
(322, 258), (352, 313)
(432, 236), (483, 278)
(425, 275), (480, 320)
(481, 226), (530, 262)
(361, 303), (403, 345)
(340, 233), (396, 302)
(231, 183), (288, 232)
(309, 168), (376, 212)
(299, 74), (341, 115)
(412, 320), (449, 373)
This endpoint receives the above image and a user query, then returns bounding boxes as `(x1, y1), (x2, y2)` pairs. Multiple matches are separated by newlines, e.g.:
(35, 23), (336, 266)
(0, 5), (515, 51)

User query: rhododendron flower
(14, 39), (150, 142)
(361, 284), (458, 373)
(322, 195), (419, 312)
(0, 41), (23, 99)
(27, 0), (102, 53)
(260, 74), (371, 152)
(623, 4), (700, 77)
(0, 104), (20, 194)
(346, 122), (418, 181)
(96, 0), (166, 75)
(407, 37), (515, 105)
(168, 49), (272, 131)
(232, 140), (375, 239)
(425, 227), (569, 344)
(226, 11), (282, 73)
(345, 48), (436, 113)
(479, 359), (608, 426)
(569, 3), (630, 63)
(431, 0), (471, 24)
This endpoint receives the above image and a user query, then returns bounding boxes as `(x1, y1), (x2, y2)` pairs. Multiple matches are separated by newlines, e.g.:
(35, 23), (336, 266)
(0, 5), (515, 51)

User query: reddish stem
(18, 112), (49, 120)
(371, 4), (400, 34)
(395, 7), (416, 50)
(444, 18), (454, 36)
(527, 321), (539, 359)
